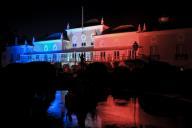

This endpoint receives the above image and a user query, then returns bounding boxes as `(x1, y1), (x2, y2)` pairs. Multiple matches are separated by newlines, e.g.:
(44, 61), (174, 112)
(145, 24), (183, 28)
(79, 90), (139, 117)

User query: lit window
(16, 54), (20, 60)
(53, 54), (57, 62)
(149, 45), (160, 60)
(175, 44), (188, 60)
(81, 43), (86, 46)
(81, 34), (86, 42)
(114, 51), (119, 60)
(72, 35), (77, 43)
(28, 56), (31, 60)
(44, 55), (48, 61)
(100, 52), (105, 60)
(53, 44), (57, 51)
(36, 55), (39, 60)
(44, 45), (48, 52)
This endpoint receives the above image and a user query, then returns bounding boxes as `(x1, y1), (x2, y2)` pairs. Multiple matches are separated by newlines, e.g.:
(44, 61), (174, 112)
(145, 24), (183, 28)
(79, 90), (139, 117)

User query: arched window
(44, 45), (48, 52)
(53, 44), (57, 51)
(81, 34), (86, 43)
(72, 35), (77, 47)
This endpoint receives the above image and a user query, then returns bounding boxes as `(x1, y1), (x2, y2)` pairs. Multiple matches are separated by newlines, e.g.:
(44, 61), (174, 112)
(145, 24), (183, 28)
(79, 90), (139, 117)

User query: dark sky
(1, 0), (192, 38)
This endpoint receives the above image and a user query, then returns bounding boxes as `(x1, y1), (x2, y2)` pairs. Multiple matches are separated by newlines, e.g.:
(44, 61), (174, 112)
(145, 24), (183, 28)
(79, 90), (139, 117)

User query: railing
(20, 55), (142, 64)
(92, 55), (132, 62)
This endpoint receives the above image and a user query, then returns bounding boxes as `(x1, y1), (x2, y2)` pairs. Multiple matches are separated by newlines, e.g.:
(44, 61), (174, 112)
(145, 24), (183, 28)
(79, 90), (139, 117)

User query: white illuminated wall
(66, 25), (106, 48)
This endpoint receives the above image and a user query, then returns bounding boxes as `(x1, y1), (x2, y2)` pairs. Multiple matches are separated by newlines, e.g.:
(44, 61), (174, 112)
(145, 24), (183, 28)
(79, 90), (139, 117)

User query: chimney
(25, 40), (28, 45)
(60, 33), (63, 39)
(101, 17), (104, 25)
(67, 23), (70, 29)
(143, 23), (147, 32)
(32, 36), (35, 43)
(137, 24), (141, 32)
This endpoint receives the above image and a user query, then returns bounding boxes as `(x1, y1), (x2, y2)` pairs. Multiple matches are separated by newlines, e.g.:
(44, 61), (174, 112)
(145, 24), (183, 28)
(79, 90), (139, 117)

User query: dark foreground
(1, 61), (192, 128)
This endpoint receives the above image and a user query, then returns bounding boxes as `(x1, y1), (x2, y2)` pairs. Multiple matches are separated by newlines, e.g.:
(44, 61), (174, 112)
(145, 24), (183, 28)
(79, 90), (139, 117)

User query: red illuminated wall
(94, 28), (192, 68)
(139, 28), (192, 68)
(94, 32), (139, 61)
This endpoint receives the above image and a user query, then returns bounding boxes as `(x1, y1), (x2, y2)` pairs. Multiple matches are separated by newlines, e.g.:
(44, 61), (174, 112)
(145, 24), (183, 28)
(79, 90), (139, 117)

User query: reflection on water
(97, 95), (139, 127)
(47, 90), (79, 127)
(48, 90), (184, 128)
(47, 90), (67, 118)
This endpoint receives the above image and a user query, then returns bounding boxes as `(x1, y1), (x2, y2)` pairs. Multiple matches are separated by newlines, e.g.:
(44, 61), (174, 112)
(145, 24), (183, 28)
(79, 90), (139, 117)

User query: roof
(69, 18), (101, 29)
(10, 36), (33, 46)
(37, 31), (69, 41)
(102, 24), (136, 34)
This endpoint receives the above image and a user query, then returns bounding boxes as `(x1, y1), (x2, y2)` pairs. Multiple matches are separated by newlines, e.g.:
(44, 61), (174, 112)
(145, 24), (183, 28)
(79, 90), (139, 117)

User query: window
(44, 45), (48, 52)
(53, 54), (57, 62)
(28, 55), (32, 60)
(16, 54), (20, 60)
(72, 53), (76, 59)
(61, 54), (65, 62)
(36, 55), (39, 60)
(81, 33), (87, 47)
(114, 51), (120, 60)
(53, 44), (57, 51)
(175, 44), (188, 60)
(61, 54), (68, 62)
(73, 44), (77, 47)
(149, 45), (160, 60)
(44, 55), (48, 61)
(81, 43), (86, 46)
(72, 35), (77, 43)
(117, 51), (119, 59)
(90, 52), (93, 61)
(81, 34), (86, 42)
(100, 52), (106, 60)
(91, 42), (94, 45)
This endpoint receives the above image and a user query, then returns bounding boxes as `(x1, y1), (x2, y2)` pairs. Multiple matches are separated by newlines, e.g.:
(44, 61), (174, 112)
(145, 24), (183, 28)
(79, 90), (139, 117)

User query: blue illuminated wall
(2, 45), (33, 66)
(33, 39), (63, 52)
(1, 25), (105, 66)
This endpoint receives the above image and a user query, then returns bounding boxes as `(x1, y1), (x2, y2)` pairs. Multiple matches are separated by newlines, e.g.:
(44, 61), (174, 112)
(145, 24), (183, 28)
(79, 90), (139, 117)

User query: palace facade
(2, 19), (192, 68)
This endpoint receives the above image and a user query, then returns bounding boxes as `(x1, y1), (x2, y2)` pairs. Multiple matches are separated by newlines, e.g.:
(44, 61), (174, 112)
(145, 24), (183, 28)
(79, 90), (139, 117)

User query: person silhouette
(79, 53), (85, 71)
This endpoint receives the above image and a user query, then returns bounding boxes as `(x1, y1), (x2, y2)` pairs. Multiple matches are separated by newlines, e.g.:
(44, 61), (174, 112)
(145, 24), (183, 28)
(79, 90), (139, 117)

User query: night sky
(0, 0), (192, 39)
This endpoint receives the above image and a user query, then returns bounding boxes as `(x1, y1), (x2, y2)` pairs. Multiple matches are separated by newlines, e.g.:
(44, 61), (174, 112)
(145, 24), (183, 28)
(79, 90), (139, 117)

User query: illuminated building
(94, 25), (192, 68)
(1, 19), (108, 67)
(2, 18), (192, 68)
